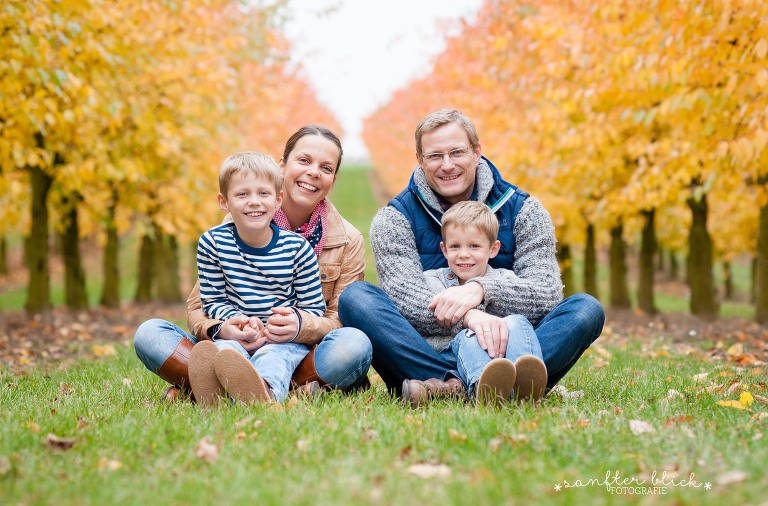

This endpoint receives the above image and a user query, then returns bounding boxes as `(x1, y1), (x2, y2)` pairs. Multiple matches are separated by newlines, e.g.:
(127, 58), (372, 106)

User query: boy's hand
(240, 317), (265, 343)
(237, 335), (268, 354)
(218, 315), (261, 341)
(428, 282), (484, 328)
(265, 307), (299, 343)
(464, 309), (508, 359)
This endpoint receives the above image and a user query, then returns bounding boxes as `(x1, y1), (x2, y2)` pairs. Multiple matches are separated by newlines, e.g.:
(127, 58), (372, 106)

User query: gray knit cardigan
(371, 160), (564, 350)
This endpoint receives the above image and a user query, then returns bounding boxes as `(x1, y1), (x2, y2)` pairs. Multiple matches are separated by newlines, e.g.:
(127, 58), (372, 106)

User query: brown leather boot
(291, 346), (371, 394)
(291, 346), (327, 388)
(401, 377), (466, 408)
(156, 338), (195, 402)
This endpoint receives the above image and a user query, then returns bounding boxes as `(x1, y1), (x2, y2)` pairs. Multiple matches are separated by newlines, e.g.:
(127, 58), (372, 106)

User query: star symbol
(554, 483), (562, 492)
(704, 482), (712, 490)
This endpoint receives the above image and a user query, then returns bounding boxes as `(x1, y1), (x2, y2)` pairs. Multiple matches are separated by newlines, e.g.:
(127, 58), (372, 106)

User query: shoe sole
(214, 349), (272, 404)
(188, 341), (225, 407)
(477, 358), (516, 406)
(514, 355), (548, 403)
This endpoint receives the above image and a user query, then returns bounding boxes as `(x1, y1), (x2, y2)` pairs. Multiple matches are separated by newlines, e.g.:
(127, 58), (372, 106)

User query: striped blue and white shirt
(197, 222), (326, 323)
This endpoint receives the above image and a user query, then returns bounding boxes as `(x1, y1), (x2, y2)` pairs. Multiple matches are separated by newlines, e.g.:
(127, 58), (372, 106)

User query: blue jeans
(338, 281), (604, 394)
(450, 315), (541, 396)
(134, 319), (372, 391)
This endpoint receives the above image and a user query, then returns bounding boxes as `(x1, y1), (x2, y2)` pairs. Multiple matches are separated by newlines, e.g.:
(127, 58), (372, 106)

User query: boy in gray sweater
(413, 201), (547, 406)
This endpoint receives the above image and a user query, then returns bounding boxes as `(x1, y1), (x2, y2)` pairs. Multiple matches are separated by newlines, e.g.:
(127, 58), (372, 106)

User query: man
(338, 109), (604, 405)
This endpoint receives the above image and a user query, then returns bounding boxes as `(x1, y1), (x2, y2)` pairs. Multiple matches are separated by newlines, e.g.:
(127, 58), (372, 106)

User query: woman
(134, 125), (372, 400)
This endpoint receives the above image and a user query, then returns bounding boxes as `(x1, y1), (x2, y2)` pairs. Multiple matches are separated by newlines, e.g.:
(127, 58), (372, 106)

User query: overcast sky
(283, 0), (483, 160)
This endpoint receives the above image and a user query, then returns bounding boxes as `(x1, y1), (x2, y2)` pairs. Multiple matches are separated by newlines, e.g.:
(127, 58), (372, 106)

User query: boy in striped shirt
(189, 152), (326, 405)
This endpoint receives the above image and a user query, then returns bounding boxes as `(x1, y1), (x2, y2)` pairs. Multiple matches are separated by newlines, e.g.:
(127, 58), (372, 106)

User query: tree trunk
(752, 255), (757, 304)
(755, 203), (768, 323)
(155, 233), (182, 303)
(135, 233), (155, 303)
(583, 223), (599, 299)
(25, 165), (53, 312)
(0, 237), (7, 276)
(638, 209), (657, 315)
(558, 242), (574, 297)
(100, 198), (120, 308)
(609, 223), (631, 308)
(657, 247), (666, 274)
(687, 195), (718, 318)
(669, 249), (679, 281)
(60, 198), (88, 310)
(722, 261), (734, 301)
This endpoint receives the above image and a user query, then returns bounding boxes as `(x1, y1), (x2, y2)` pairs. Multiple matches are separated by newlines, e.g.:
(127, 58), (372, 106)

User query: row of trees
(362, 0), (768, 321)
(0, 0), (341, 311)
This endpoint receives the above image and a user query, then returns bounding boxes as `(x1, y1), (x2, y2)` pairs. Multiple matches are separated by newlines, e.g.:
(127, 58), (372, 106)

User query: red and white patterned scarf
(273, 199), (328, 257)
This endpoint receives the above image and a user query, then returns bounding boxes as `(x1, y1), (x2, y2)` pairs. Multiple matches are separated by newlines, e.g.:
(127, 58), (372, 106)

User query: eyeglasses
(421, 146), (473, 167)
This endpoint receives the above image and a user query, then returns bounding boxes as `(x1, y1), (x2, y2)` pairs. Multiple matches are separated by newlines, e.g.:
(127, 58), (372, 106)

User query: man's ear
(415, 151), (423, 167)
(489, 239), (501, 259)
(440, 241), (448, 258)
(217, 193), (228, 212)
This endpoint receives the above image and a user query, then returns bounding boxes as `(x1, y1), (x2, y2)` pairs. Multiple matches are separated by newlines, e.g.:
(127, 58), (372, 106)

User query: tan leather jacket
(186, 200), (365, 345)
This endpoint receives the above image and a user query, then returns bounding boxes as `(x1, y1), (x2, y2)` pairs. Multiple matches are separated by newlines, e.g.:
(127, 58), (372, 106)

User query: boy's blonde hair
(218, 152), (282, 197)
(441, 201), (499, 244)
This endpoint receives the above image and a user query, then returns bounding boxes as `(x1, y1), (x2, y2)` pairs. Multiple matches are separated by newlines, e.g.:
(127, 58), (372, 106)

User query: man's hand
(428, 281), (484, 328)
(464, 309), (508, 359)
(265, 307), (300, 343)
(218, 315), (263, 342)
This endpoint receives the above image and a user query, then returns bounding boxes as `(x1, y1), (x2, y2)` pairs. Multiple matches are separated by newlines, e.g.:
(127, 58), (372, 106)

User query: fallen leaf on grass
(77, 416), (87, 431)
(91, 344), (116, 357)
(667, 389), (683, 401)
(362, 429), (379, 442)
(726, 343), (744, 356)
(296, 439), (311, 451)
(97, 458), (122, 471)
(0, 456), (10, 476)
(753, 394), (768, 407)
(665, 415), (694, 426)
(59, 382), (74, 395)
(591, 358), (609, 369)
(629, 419), (656, 435)
(692, 373), (709, 383)
(285, 396), (299, 410)
(448, 429), (467, 441)
(549, 385), (584, 400)
(25, 421), (40, 433)
(407, 463), (451, 479)
(45, 433), (75, 450)
(750, 367), (765, 376)
(715, 470), (748, 485)
(577, 419), (590, 427)
(717, 392), (754, 411)
(195, 437), (218, 463)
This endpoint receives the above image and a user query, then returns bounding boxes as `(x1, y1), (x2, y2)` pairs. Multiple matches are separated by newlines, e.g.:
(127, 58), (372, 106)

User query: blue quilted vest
(389, 156), (529, 271)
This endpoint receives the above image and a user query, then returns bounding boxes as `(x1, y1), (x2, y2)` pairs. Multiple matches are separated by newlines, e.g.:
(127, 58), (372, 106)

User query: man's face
(417, 122), (481, 205)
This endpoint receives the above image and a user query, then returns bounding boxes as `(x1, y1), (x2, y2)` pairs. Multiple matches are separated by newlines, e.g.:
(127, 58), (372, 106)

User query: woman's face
(280, 134), (340, 213)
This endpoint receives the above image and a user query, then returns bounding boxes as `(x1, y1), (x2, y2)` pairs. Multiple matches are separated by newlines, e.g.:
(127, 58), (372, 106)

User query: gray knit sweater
(371, 160), (564, 348)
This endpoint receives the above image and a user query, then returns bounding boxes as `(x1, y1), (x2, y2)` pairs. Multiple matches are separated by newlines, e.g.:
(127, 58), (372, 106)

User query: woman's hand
(428, 282), (484, 328)
(464, 309), (508, 359)
(265, 307), (300, 343)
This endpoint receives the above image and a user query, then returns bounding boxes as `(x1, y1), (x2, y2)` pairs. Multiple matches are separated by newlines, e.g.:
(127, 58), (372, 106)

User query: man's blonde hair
(441, 201), (499, 244)
(415, 109), (480, 156)
(218, 152), (282, 197)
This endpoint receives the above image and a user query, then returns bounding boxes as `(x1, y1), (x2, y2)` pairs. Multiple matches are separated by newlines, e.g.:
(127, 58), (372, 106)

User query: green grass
(330, 164), (381, 284)
(1, 341), (766, 505)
